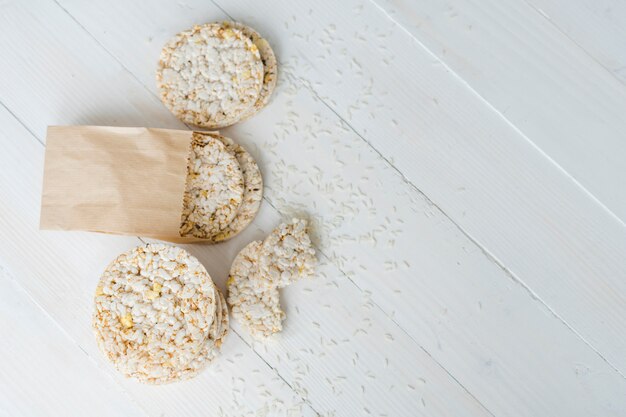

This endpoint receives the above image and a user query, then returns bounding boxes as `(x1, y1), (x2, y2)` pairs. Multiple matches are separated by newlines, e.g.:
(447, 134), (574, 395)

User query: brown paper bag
(40, 125), (204, 242)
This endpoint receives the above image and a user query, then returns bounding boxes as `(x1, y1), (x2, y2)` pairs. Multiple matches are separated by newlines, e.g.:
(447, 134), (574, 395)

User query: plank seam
(0, 100), (43, 146)
(201, 3), (495, 413)
(288, 69), (626, 381)
(296, 0), (626, 380)
(232, 323), (323, 417)
(136, 238), (323, 415)
(521, 0), (626, 90)
(50, 0), (163, 109)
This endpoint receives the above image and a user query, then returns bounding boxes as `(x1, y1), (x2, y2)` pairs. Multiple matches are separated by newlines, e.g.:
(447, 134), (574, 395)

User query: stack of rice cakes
(93, 244), (229, 384)
(227, 219), (316, 339)
(180, 131), (263, 241)
(157, 22), (277, 128)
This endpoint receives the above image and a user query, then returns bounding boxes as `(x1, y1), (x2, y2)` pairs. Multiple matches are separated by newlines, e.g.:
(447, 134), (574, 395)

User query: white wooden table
(1, 0), (625, 416)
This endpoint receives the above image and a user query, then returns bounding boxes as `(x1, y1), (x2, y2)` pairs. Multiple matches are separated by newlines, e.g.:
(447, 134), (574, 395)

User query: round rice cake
(222, 21), (277, 120)
(227, 241), (285, 339)
(200, 133), (263, 242)
(180, 133), (245, 239)
(157, 23), (264, 128)
(93, 244), (217, 384)
(256, 219), (316, 288)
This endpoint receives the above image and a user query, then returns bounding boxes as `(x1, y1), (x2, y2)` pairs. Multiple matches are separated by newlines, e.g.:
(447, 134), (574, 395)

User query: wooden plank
(46, 1), (626, 415)
(0, 267), (147, 417)
(0, 1), (494, 415)
(524, 0), (626, 84)
(370, 0), (626, 221)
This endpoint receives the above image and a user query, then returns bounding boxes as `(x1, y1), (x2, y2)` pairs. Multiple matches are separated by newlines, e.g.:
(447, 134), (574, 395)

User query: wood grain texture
(371, 0), (626, 222)
(0, 0), (625, 415)
(525, 0), (626, 83)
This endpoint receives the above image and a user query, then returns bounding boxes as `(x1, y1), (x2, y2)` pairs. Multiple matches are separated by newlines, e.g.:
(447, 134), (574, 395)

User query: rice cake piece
(222, 21), (277, 120)
(93, 244), (217, 384)
(198, 132), (263, 242)
(180, 133), (245, 239)
(256, 219), (316, 288)
(227, 241), (286, 339)
(157, 23), (264, 128)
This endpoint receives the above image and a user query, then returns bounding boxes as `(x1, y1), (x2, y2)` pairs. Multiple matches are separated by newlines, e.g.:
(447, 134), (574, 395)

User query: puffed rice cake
(157, 23), (264, 128)
(93, 244), (228, 384)
(180, 132), (245, 239)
